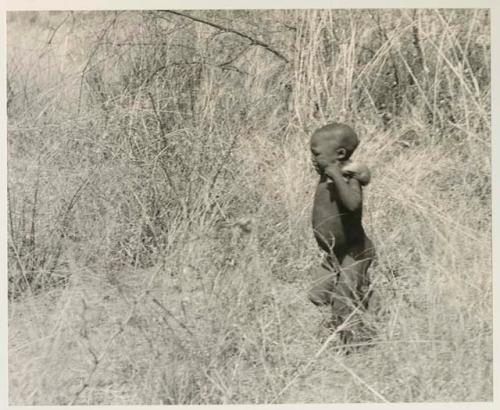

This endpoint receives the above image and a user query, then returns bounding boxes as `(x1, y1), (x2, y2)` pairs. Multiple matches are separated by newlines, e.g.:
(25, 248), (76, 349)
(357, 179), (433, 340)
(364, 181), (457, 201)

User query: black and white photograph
(4, 1), (494, 406)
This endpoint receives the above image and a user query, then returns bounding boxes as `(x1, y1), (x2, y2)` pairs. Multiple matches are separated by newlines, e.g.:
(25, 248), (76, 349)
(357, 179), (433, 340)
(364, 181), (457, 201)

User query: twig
(37, 12), (72, 60)
(207, 131), (238, 196)
(29, 173), (40, 273)
(410, 10), (426, 75)
(219, 44), (253, 68)
(49, 171), (95, 275)
(46, 12), (71, 45)
(146, 92), (184, 210)
(69, 288), (146, 405)
(7, 187), (17, 257)
(77, 12), (121, 114)
(370, 11), (401, 114)
(152, 297), (195, 337)
(334, 358), (388, 402)
(8, 239), (32, 296)
(271, 327), (341, 403)
(155, 10), (289, 63)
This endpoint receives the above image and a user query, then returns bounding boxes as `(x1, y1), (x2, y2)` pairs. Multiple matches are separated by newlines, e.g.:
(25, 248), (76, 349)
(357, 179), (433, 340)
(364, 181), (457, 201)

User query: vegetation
(7, 9), (491, 404)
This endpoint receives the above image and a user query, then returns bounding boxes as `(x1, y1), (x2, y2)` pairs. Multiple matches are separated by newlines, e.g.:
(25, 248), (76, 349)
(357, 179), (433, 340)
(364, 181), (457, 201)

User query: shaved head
(310, 123), (359, 159)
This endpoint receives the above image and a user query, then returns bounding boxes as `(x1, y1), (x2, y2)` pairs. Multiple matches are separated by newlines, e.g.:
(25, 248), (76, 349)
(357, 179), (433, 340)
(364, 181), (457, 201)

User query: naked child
(308, 123), (375, 338)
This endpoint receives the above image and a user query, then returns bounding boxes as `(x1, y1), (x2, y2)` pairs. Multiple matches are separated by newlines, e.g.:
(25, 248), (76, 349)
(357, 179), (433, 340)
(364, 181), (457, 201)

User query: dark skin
(308, 124), (375, 335)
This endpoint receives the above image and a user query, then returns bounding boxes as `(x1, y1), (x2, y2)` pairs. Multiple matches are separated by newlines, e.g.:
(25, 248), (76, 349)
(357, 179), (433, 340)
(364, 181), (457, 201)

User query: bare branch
(155, 10), (289, 63)
(77, 11), (122, 114)
(46, 12), (71, 45)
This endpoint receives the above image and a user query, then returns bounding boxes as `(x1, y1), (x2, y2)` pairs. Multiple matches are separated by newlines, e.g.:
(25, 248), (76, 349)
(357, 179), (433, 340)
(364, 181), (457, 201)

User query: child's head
(310, 123), (359, 172)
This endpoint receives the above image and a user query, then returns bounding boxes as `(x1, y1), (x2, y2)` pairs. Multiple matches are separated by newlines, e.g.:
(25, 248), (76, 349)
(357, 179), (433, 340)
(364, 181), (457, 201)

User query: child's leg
(357, 239), (376, 309)
(308, 256), (339, 306)
(335, 256), (374, 345)
(333, 255), (371, 325)
(332, 245), (375, 329)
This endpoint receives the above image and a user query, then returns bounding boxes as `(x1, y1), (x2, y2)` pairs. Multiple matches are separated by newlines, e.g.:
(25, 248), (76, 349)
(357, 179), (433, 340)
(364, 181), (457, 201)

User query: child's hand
(323, 162), (342, 179)
(312, 156), (336, 174)
(342, 161), (371, 185)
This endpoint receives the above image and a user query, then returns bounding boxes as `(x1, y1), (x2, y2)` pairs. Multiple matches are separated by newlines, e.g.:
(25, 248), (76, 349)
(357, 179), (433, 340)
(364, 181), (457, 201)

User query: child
(308, 123), (375, 339)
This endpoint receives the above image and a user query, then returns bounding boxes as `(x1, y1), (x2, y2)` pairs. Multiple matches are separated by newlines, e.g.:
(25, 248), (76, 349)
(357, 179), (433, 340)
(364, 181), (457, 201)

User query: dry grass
(7, 9), (491, 404)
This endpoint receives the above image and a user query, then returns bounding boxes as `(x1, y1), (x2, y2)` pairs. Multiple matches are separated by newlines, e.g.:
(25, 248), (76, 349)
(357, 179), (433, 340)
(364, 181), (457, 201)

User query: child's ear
(336, 148), (347, 159)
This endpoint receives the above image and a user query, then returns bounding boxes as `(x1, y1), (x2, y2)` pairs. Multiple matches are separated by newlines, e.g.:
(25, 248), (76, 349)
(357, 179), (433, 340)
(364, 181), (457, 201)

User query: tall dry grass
(7, 9), (491, 404)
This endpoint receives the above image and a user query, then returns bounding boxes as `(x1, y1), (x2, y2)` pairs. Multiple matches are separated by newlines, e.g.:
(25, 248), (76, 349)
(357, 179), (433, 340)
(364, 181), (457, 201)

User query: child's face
(310, 132), (348, 174)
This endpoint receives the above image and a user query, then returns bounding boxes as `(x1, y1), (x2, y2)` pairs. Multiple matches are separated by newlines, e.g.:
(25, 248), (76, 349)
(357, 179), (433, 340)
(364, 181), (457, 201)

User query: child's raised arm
(324, 163), (362, 212)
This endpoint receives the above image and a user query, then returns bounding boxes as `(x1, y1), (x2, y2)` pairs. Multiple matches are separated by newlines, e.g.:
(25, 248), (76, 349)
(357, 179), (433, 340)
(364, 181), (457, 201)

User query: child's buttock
(343, 236), (376, 261)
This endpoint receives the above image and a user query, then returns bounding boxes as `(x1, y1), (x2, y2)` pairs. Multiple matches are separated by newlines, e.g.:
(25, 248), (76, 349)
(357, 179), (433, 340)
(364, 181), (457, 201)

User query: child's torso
(312, 180), (365, 255)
